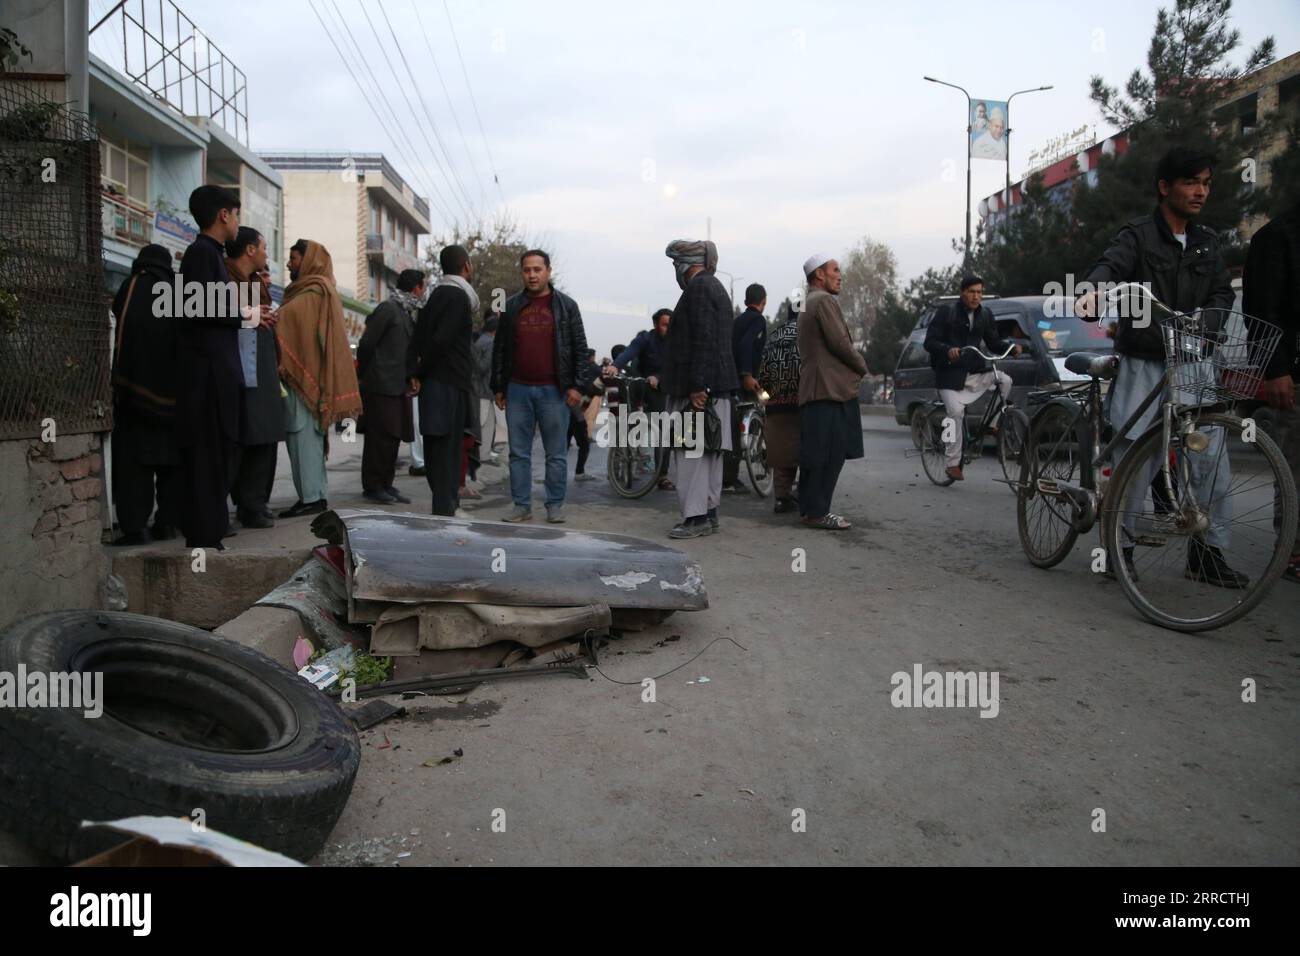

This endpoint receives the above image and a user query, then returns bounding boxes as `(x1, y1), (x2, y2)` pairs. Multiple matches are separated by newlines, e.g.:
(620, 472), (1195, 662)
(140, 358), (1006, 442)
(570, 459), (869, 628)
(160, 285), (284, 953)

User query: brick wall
(0, 433), (109, 630)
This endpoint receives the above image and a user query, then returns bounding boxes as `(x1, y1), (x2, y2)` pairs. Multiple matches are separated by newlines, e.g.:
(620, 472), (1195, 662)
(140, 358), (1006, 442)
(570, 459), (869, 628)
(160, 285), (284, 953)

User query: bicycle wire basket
(1160, 309), (1282, 405)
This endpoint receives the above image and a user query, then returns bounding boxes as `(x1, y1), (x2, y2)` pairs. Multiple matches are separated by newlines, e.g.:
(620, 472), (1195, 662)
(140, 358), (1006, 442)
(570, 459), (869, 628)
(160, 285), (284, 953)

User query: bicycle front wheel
(606, 431), (660, 500)
(1016, 403), (1081, 568)
(919, 406), (955, 487)
(745, 416), (773, 497)
(998, 408), (1030, 487)
(1102, 412), (1297, 632)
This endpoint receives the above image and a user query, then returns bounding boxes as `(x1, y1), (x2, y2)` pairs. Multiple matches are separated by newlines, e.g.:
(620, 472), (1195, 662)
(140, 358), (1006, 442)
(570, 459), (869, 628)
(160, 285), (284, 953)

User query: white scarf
(438, 274), (480, 315)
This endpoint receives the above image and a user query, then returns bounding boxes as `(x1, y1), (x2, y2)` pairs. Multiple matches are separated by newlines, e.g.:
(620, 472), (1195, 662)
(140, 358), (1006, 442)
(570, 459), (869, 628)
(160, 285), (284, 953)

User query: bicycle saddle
(1064, 351), (1119, 379)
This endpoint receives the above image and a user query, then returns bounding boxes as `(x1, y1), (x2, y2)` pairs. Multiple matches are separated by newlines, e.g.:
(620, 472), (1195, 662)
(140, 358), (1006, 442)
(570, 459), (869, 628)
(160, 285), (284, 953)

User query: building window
(370, 199), (380, 235)
(389, 211), (397, 241)
(369, 264), (380, 302)
(100, 135), (150, 207)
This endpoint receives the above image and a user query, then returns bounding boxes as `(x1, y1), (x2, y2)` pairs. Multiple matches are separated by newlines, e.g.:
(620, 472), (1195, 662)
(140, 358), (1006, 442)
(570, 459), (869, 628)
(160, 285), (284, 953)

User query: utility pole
(1005, 85), (1054, 222)
(923, 76), (972, 269)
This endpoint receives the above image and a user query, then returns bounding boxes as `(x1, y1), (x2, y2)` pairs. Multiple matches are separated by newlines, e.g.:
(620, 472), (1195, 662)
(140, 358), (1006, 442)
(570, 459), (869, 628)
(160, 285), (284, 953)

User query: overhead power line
(307, 0), (454, 229)
(322, 0), (456, 227)
(356, 0), (477, 224)
(409, 0), (488, 207)
(442, 0), (505, 201)
(377, 0), (483, 220)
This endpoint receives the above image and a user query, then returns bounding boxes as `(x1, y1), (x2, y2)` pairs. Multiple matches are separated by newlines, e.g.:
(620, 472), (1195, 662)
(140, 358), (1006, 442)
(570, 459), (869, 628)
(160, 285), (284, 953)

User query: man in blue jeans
(490, 249), (589, 523)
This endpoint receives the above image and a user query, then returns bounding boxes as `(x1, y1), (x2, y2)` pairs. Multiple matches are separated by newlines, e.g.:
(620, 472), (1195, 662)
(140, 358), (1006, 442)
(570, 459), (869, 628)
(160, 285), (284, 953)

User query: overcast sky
(89, 0), (1300, 354)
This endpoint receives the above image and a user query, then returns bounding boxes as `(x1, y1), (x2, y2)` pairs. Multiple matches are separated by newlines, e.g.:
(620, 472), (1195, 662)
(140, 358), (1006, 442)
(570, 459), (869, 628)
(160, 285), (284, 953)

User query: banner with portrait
(970, 99), (1008, 160)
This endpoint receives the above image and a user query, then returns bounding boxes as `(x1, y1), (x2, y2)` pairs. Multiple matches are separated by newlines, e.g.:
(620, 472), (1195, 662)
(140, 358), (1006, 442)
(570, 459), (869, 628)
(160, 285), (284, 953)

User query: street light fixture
(716, 271), (743, 310)
(1005, 85), (1054, 210)
(923, 75), (972, 269)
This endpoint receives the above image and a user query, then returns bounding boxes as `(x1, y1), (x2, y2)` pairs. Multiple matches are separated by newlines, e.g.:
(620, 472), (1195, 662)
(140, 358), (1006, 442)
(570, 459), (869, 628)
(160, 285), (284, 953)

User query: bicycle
(735, 392), (773, 497)
(601, 372), (666, 499)
(918, 344), (1030, 488)
(1016, 283), (1296, 632)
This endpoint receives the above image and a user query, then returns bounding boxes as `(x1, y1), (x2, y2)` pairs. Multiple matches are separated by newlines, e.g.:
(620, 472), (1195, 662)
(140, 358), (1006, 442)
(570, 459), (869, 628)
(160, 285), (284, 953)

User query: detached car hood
(312, 510), (708, 622)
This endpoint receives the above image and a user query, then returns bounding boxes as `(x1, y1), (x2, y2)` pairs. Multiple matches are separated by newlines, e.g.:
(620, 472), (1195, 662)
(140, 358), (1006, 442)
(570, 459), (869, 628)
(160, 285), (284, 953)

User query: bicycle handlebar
(959, 344), (1018, 361)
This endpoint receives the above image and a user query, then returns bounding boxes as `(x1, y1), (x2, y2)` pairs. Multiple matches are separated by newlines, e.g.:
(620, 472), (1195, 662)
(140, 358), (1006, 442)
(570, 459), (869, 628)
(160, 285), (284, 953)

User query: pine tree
(1072, 0), (1275, 267)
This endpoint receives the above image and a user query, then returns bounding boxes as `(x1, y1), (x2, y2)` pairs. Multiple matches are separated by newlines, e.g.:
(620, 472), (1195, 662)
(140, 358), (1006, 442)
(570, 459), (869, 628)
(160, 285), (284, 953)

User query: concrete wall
(279, 171), (361, 299)
(7, 0), (89, 114)
(0, 434), (109, 632)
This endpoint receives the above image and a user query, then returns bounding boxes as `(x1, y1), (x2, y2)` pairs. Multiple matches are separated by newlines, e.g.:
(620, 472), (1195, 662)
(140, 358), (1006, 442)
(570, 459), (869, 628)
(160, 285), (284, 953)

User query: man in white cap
(797, 253), (866, 529)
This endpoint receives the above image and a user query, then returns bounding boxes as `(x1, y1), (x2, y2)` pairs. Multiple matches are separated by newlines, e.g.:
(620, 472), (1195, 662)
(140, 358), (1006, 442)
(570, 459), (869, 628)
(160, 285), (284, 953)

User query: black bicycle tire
(1017, 403), (1081, 568)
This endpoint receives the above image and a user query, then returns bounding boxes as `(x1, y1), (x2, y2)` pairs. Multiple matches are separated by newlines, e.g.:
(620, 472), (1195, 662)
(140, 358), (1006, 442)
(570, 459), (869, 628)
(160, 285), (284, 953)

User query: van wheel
(0, 611), (360, 863)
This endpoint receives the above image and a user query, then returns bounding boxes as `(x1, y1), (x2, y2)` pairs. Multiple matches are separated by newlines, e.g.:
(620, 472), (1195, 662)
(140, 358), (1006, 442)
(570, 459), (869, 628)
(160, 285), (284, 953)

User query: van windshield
(1026, 300), (1115, 355)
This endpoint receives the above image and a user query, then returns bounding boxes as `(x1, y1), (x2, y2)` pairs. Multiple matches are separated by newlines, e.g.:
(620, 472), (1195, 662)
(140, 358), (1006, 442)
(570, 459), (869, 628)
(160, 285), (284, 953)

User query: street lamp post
(1005, 85), (1054, 215)
(923, 76), (972, 269)
(716, 271), (743, 310)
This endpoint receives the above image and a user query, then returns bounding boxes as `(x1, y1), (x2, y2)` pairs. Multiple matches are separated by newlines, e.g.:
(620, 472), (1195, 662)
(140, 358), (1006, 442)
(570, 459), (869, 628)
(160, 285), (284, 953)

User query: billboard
(970, 99), (1008, 161)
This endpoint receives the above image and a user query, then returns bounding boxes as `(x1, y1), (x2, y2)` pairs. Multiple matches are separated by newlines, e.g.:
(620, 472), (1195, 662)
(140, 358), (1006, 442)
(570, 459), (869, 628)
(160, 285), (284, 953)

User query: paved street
(297, 412), (1299, 866)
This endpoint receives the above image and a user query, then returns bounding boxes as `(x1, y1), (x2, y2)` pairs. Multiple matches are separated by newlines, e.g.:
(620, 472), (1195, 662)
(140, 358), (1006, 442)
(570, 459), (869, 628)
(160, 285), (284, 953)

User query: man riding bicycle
(1075, 146), (1244, 588)
(923, 275), (1021, 481)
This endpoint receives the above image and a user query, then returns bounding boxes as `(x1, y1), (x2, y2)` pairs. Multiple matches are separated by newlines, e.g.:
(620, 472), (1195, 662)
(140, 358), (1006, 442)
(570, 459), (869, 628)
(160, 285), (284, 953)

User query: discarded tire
(0, 610), (360, 862)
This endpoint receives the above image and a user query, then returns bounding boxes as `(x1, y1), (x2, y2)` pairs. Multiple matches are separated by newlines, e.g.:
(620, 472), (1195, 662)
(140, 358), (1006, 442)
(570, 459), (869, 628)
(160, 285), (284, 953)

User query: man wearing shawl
(408, 245), (478, 517)
(109, 244), (182, 545)
(275, 239), (362, 517)
(660, 239), (738, 538)
(225, 226), (284, 528)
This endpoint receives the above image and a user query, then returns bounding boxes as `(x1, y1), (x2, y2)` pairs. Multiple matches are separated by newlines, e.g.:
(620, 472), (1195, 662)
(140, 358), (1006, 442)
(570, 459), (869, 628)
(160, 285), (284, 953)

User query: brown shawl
(275, 241), (361, 428)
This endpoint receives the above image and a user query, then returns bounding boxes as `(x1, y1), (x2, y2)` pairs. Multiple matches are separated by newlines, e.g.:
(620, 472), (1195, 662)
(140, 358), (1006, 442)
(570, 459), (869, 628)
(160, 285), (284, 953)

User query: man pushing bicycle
(1075, 146), (1245, 588)
(923, 275), (1021, 481)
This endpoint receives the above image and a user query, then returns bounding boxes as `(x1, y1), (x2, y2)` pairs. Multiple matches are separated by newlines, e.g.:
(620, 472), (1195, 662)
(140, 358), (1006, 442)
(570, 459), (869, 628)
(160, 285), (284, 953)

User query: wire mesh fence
(0, 77), (112, 440)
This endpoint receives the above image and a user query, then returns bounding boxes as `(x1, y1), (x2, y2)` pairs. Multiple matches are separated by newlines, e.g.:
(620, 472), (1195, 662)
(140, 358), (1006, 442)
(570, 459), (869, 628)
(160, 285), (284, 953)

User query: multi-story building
(87, 0), (285, 296)
(259, 152), (430, 329)
(980, 51), (1300, 238)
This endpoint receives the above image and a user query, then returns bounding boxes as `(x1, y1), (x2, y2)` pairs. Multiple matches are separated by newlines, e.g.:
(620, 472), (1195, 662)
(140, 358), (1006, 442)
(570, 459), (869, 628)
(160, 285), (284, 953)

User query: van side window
(898, 340), (929, 369)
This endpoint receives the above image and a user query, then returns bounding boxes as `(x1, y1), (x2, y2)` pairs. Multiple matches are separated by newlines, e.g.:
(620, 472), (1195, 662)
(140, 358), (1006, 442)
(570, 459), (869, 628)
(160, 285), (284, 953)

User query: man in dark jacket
(1077, 146), (1241, 587)
(608, 308), (673, 488)
(224, 226), (284, 528)
(177, 184), (244, 549)
(661, 239), (738, 538)
(358, 268), (424, 505)
(1243, 203), (1300, 582)
(490, 249), (588, 523)
(923, 275), (1019, 480)
(409, 247), (476, 517)
(723, 282), (768, 492)
(109, 244), (182, 545)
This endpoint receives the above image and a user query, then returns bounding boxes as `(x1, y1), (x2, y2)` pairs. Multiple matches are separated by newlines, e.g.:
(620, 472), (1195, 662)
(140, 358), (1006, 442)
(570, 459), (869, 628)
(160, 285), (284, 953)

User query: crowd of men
(108, 158), (1300, 579)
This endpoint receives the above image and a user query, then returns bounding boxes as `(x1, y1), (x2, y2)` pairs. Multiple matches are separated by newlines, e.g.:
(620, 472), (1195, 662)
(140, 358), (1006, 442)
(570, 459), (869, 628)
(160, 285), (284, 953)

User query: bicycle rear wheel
(998, 407), (1030, 486)
(606, 415), (660, 500)
(1017, 403), (1081, 568)
(744, 415), (773, 497)
(1102, 412), (1297, 632)
(919, 406), (955, 487)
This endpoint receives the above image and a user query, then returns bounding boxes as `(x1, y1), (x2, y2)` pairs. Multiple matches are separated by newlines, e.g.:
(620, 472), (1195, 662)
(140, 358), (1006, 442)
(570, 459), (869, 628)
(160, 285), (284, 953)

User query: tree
(864, 291), (915, 377)
(838, 236), (897, 344)
(423, 211), (553, 323)
(965, 174), (1079, 295)
(900, 265), (963, 314)
(1073, 0), (1276, 266)
(1257, 112), (1300, 220)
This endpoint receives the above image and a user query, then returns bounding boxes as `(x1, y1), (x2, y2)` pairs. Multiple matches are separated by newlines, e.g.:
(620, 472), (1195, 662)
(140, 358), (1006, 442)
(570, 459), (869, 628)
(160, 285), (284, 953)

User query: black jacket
(357, 298), (415, 396)
(409, 284), (474, 394)
(923, 302), (1010, 391)
(490, 285), (588, 394)
(660, 271), (739, 397)
(732, 306), (767, 378)
(1243, 204), (1300, 380)
(1083, 206), (1234, 360)
(177, 233), (242, 443)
